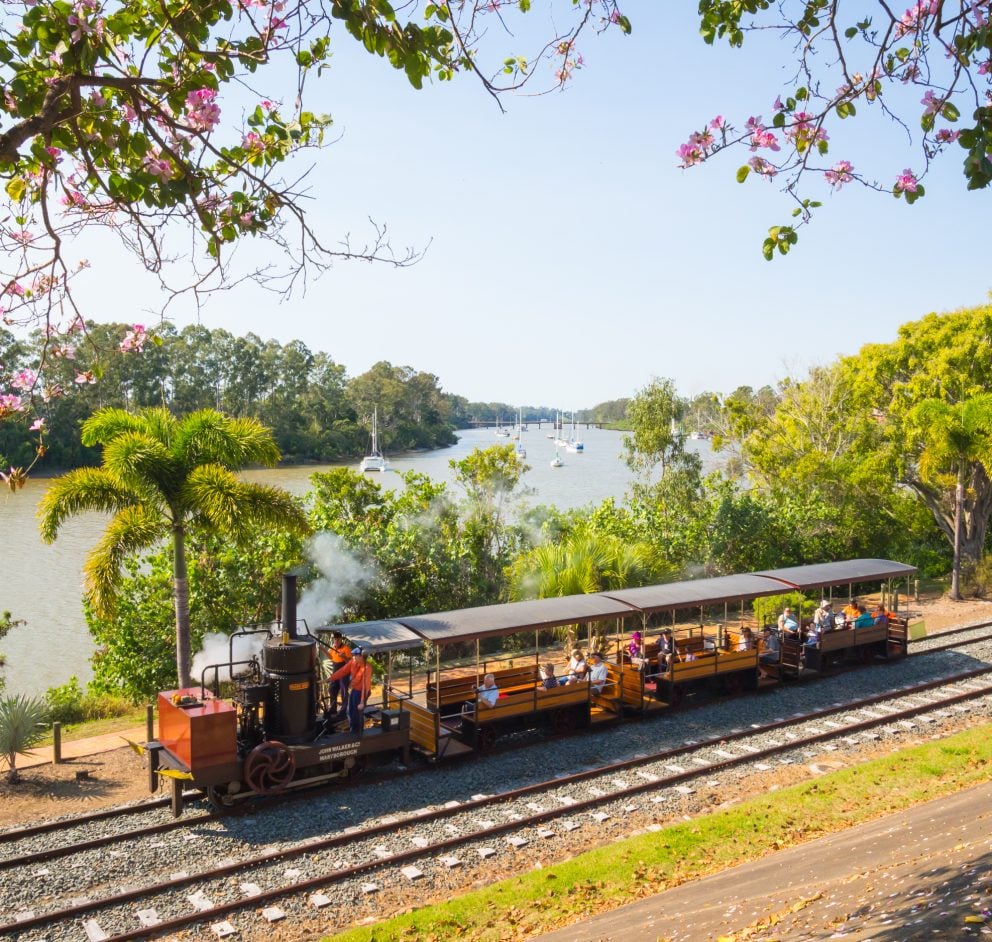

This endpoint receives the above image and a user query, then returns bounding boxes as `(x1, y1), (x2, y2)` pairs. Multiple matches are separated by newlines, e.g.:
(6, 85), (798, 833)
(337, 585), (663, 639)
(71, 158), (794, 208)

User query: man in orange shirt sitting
(330, 646), (372, 736)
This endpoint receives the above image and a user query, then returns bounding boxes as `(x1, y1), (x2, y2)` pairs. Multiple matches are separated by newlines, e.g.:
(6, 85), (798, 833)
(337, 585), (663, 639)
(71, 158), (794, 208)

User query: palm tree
(39, 408), (311, 687)
(0, 694), (47, 783)
(509, 532), (672, 651)
(909, 395), (992, 600)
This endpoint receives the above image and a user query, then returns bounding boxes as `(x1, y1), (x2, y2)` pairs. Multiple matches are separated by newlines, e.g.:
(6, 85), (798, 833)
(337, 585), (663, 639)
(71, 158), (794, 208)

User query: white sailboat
(565, 410), (584, 453)
(494, 413), (510, 437)
(550, 444), (563, 468)
(359, 408), (390, 472)
(514, 406), (527, 459)
(554, 410), (569, 448)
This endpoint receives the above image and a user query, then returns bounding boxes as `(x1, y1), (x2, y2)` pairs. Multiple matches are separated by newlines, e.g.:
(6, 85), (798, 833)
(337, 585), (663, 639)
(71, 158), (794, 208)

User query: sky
(66, 4), (992, 408)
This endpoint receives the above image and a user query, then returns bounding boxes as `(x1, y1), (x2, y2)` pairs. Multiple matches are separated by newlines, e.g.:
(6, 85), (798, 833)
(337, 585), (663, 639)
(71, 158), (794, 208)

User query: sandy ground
(1, 592), (990, 830)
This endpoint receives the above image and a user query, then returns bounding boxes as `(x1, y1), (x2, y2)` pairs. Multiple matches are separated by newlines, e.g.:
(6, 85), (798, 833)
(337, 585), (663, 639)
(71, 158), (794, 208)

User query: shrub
(752, 592), (813, 627)
(45, 677), (135, 726)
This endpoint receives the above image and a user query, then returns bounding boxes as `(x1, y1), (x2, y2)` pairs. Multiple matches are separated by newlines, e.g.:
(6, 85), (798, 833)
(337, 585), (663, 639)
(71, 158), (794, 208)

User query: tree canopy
(0, 0), (628, 420)
(685, 2), (992, 256)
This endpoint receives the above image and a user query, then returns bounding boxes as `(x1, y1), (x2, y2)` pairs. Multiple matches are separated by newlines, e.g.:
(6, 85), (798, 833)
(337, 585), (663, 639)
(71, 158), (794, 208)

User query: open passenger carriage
(327, 558), (917, 757)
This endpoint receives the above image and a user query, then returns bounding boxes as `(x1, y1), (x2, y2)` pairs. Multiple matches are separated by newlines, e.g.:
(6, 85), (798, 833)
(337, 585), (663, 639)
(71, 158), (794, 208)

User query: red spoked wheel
(244, 740), (296, 795)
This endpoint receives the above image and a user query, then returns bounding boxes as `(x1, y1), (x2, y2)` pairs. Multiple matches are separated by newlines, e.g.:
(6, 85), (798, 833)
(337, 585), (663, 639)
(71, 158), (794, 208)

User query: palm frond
(38, 468), (137, 542)
(84, 506), (166, 617)
(80, 408), (151, 449)
(183, 466), (310, 539)
(102, 432), (179, 503)
(175, 411), (281, 471)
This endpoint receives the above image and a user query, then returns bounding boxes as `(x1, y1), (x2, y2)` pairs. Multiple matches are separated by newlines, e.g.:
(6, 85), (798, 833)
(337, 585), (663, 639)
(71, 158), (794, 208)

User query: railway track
(5, 655), (992, 942)
(4, 619), (992, 875)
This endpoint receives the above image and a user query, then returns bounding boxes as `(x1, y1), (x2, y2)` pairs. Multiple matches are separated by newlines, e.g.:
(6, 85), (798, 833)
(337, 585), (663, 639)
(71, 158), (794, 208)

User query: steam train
(147, 558), (916, 815)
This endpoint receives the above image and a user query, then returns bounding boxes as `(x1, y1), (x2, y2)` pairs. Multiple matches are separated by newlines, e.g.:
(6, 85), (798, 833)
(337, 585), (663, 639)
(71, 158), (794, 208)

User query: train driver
(327, 630), (352, 718)
(329, 646), (372, 736)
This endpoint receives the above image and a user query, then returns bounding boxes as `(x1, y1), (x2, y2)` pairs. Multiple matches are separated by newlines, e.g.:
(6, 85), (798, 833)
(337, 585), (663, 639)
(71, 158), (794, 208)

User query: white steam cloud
(297, 531), (376, 630)
(190, 630), (270, 687)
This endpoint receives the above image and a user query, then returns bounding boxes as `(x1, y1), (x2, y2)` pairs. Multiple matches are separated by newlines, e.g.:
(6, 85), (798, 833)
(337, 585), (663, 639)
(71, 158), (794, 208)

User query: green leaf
(736, 165), (751, 183)
(5, 177), (26, 201)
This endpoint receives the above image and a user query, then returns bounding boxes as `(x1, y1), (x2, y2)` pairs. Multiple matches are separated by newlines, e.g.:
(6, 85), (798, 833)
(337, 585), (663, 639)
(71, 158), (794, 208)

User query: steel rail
(8, 663), (992, 939)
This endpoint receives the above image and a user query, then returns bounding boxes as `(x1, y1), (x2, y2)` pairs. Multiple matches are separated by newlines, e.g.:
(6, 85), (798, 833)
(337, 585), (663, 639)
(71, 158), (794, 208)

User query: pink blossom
(260, 100), (274, 111)
(242, 131), (265, 152)
(748, 156), (778, 177)
(895, 0), (938, 37)
(921, 90), (943, 116)
(5, 282), (25, 297)
(74, 371), (97, 385)
(709, 115), (726, 131)
(29, 417), (46, 432)
(42, 384), (64, 402)
(824, 160), (855, 187)
(184, 88), (221, 131)
(894, 168), (919, 193)
(772, 96), (784, 112)
(123, 102), (138, 122)
(978, 59), (992, 76)
(144, 152), (172, 182)
(9, 229), (32, 244)
(935, 128), (960, 143)
(240, 212), (255, 227)
(119, 324), (147, 353)
(0, 393), (25, 415)
(67, 314), (86, 334)
(51, 343), (76, 360)
(11, 368), (37, 391)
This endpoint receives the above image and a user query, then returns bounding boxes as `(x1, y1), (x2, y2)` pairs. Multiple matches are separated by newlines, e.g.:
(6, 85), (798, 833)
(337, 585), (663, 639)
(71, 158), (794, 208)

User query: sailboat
(494, 413), (510, 437)
(554, 410), (569, 448)
(550, 444), (563, 468)
(514, 406), (527, 459)
(359, 407), (390, 472)
(565, 410), (584, 453)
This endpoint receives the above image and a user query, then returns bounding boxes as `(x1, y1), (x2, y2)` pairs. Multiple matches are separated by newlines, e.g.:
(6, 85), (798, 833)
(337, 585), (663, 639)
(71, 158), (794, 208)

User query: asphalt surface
(536, 780), (992, 941)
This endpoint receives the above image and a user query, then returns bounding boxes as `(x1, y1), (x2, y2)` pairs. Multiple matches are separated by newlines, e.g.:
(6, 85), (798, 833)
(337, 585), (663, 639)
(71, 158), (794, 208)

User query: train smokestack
(281, 570), (299, 638)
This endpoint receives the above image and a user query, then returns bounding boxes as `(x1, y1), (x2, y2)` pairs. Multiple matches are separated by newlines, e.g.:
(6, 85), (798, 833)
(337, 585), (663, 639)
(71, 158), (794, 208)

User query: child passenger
(540, 663), (559, 689)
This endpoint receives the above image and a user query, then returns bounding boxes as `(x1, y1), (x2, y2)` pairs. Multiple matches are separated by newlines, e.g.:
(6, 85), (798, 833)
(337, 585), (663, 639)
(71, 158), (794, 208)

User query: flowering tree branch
(683, 0), (992, 257)
(0, 0), (629, 445)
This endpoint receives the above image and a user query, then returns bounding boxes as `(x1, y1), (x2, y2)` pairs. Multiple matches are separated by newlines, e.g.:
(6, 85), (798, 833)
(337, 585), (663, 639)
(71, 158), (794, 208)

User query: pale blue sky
(76, 4), (991, 407)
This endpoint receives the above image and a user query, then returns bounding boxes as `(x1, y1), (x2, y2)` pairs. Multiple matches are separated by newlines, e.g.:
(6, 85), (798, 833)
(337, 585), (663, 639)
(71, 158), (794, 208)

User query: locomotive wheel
(206, 784), (237, 813)
(722, 672), (745, 696)
(342, 755), (368, 779)
(244, 740), (296, 795)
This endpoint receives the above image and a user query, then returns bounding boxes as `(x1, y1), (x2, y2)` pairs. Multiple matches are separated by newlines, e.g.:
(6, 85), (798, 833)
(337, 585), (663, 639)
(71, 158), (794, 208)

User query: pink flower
(709, 115), (726, 131)
(11, 368), (37, 391)
(895, 0), (938, 37)
(10, 229), (32, 244)
(0, 393), (25, 416)
(921, 90), (943, 116)
(143, 152), (172, 182)
(935, 128), (960, 143)
(74, 371), (97, 385)
(184, 88), (221, 131)
(894, 168), (919, 193)
(748, 156), (778, 177)
(119, 324), (147, 353)
(5, 282), (25, 297)
(824, 160), (854, 187)
(29, 417), (46, 432)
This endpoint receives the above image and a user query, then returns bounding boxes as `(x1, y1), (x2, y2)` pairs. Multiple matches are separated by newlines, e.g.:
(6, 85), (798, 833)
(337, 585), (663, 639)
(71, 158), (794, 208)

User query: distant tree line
(0, 324), (459, 470)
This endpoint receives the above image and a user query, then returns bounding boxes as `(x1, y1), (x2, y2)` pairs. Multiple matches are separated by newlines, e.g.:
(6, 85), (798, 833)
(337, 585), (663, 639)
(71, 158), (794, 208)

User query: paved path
(537, 780), (992, 941)
(19, 725), (148, 769)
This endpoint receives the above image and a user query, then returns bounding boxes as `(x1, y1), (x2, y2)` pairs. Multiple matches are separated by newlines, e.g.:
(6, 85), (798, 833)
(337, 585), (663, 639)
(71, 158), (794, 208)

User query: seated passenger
(814, 600), (835, 635)
(587, 651), (609, 693)
(834, 609), (848, 630)
(759, 626), (781, 676)
(854, 604), (874, 628)
(475, 672), (499, 708)
(737, 626), (756, 651)
(844, 598), (861, 621)
(628, 631), (645, 661)
(872, 604), (890, 628)
(565, 649), (589, 684)
(777, 606), (800, 639)
(657, 628), (676, 672)
(539, 663), (560, 689)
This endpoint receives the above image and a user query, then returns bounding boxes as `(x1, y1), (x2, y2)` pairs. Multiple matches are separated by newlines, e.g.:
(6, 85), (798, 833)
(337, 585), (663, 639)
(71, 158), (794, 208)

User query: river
(0, 427), (716, 696)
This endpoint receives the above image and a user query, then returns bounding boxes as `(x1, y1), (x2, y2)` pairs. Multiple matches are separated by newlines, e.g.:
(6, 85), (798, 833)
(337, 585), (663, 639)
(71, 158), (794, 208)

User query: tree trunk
(172, 524), (192, 689)
(951, 466), (964, 600)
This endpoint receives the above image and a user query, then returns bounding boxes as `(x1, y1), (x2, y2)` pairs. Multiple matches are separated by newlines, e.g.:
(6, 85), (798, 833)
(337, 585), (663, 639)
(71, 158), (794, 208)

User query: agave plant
(0, 694), (48, 784)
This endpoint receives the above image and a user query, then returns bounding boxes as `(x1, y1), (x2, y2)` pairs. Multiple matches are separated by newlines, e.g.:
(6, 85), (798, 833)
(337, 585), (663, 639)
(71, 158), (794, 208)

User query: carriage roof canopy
(754, 558), (917, 590)
(395, 594), (639, 644)
(600, 573), (796, 613)
(317, 620), (423, 653)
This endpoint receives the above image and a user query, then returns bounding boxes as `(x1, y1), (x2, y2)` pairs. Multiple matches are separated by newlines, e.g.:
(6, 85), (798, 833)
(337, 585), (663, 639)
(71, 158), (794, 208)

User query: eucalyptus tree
(39, 408), (310, 687)
(907, 396), (992, 598)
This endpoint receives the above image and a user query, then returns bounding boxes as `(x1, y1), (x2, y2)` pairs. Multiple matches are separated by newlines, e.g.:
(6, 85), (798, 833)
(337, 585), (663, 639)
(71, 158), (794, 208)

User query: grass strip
(328, 722), (992, 942)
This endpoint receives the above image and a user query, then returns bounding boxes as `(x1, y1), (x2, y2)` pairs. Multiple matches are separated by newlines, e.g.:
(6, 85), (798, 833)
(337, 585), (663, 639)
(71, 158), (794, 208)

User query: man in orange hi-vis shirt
(330, 647), (372, 736)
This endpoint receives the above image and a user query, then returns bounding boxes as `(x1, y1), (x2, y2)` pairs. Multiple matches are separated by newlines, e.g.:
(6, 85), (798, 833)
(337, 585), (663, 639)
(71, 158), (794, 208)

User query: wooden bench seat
(427, 665), (540, 709)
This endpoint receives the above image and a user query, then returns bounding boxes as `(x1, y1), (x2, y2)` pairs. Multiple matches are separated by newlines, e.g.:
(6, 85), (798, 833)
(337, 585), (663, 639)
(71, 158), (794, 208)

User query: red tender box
(158, 687), (237, 772)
